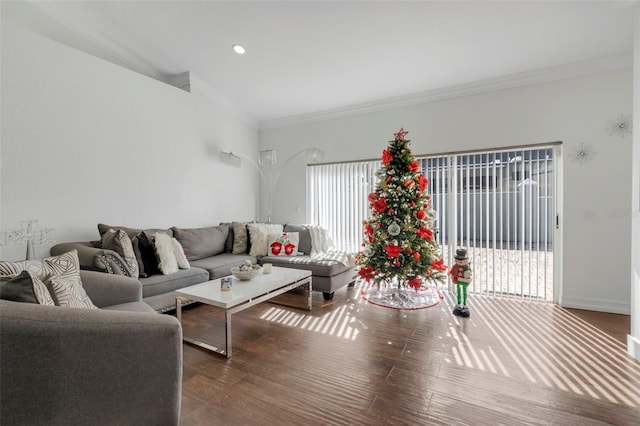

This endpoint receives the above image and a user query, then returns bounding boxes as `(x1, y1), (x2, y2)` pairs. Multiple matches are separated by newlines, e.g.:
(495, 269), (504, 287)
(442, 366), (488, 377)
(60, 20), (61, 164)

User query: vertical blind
(307, 145), (556, 301)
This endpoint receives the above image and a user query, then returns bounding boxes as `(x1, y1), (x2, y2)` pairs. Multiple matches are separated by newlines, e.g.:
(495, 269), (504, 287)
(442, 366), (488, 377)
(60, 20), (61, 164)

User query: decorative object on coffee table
(231, 260), (262, 280)
(0, 219), (55, 260)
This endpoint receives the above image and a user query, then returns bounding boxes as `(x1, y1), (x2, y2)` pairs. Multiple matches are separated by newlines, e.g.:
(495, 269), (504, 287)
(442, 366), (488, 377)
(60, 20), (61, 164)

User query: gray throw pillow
(0, 270), (55, 305)
(172, 224), (229, 261)
(284, 224), (312, 255)
(98, 223), (142, 239)
(97, 223), (174, 240)
(232, 222), (249, 255)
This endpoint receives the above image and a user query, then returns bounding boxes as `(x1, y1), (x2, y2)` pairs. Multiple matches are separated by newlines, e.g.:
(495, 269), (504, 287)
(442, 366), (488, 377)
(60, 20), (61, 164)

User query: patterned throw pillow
(0, 250), (96, 309)
(248, 223), (284, 257)
(0, 270), (56, 305)
(46, 274), (97, 309)
(101, 229), (139, 278)
(267, 232), (300, 257)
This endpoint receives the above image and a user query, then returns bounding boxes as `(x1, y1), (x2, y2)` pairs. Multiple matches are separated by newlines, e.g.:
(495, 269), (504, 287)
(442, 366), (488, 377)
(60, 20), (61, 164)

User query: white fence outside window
(307, 144), (557, 301)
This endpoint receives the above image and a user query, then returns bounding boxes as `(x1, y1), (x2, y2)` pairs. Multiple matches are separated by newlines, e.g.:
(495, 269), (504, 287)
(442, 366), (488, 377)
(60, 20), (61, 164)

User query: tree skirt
(361, 282), (443, 310)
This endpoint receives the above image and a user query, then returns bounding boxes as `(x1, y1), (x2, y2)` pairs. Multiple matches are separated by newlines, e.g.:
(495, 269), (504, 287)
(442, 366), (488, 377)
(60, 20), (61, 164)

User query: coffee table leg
(225, 310), (232, 359)
(307, 279), (312, 310)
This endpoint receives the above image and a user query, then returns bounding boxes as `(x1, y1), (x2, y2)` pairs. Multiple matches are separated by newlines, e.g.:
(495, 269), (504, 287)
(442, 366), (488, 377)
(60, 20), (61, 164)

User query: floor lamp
(220, 147), (324, 223)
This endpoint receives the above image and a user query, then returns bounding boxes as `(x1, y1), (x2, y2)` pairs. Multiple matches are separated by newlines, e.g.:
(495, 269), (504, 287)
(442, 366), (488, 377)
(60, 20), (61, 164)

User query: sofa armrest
(51, 242), (133, 276)
(79, 270), (142, 308)
(51, 241), (101, 270)
(0, 300), (182, 425)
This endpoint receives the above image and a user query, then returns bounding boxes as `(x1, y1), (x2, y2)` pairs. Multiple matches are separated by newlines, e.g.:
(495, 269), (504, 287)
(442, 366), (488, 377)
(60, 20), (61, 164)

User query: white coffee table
(175, 266), (312, 358)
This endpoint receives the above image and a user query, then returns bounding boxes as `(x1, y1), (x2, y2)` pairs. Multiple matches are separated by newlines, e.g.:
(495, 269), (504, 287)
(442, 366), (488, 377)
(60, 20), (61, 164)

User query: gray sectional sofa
(51, 222), (356, 312)
(0, 270), (183, 425)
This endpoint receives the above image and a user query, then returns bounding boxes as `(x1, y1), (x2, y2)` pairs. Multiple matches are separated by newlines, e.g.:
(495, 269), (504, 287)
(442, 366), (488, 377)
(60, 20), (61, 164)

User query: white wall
(629, 4), (640, 362)
(260, 69), (633, 315)
(1, 18), (259, 260)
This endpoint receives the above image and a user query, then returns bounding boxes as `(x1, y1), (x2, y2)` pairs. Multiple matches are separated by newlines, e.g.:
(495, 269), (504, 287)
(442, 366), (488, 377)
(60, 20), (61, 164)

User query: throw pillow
(307, 225), (335, 255)
(45, 274), (97, 309)
(232, 221), (249, 255)
(0, 249), (82, 282)
(284, 224), (312, 254)
(0, 270), (56, 305)
(97, 223), (142, 239)
(131, 236), (147, 278)
(0, 250), (95, 309)
(154, 233), (179, 275)
(220, 222), (234, 253)
(172, 238), (190, 269)
(137, 232), (161, 276)
(248, 223), (284, 257)
(267, 232), (299, 257)
(101, 229), (139, 279)
(172, 224), (229, 261)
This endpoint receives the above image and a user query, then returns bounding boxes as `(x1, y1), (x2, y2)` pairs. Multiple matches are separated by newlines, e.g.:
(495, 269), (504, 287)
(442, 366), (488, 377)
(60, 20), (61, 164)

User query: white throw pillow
(267, 232), (299, 257)
(248, 223), (284, 257)
(172, 238), (190, 269)
(154, 233), (179, 275)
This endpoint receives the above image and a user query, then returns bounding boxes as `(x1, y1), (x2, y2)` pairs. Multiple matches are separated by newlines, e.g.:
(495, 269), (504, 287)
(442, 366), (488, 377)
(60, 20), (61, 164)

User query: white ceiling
(7, 1), (638, 126)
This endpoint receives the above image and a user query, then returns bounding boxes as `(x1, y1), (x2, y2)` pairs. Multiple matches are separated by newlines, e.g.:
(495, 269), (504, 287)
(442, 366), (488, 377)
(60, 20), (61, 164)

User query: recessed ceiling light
(232, 44), (245, 55)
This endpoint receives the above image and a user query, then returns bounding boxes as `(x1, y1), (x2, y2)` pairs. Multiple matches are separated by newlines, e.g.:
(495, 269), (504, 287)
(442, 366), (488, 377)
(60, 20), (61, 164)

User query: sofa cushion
(139, 267), (210, 298)
(97, 223), (173, 239)
(231, 221), (249, 254)
(101, 229), (139, 279)
(284, 224), (312, 255)
(0, 271), (55, 305)
(248, 223), (283, 257)
(190, 253), (257, 279)
(172, 224), (229, 261)
(259, 255), (353, 277)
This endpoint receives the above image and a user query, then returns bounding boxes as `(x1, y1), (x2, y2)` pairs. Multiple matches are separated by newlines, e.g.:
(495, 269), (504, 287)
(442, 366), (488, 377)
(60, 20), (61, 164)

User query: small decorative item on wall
(608, 114), (632, 138)
(571, 142), (595, 164)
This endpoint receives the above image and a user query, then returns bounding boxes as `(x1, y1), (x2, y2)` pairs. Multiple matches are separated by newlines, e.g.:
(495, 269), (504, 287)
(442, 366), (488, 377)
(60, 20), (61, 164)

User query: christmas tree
(356, 128), (447, 289)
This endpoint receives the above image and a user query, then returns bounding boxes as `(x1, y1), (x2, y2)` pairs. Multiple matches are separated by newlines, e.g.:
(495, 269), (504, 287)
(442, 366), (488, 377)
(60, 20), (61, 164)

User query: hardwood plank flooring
(175, 283), (640, 425)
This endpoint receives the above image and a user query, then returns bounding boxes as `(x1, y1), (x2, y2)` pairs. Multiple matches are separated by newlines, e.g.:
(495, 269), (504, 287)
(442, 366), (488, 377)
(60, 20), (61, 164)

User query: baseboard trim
(560, 296), (630, 315)
(628, 335), (640, 362)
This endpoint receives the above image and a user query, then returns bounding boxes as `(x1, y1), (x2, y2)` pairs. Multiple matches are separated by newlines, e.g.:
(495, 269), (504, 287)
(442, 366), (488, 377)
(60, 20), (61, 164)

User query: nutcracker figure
(449, 248), (472, 318)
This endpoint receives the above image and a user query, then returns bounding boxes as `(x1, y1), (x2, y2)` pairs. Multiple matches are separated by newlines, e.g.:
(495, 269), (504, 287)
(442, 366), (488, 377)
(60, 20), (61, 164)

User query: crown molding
(259, 53), (633, 130)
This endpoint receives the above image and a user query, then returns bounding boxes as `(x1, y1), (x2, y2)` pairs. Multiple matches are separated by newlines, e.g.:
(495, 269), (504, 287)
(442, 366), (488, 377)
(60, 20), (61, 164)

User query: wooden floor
(176, 283), (640, 425)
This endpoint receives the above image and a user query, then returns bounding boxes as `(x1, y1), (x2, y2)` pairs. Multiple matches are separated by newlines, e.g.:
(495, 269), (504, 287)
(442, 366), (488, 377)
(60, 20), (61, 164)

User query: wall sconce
(219, 151), (241, 168)
(1, 220), (56, 260)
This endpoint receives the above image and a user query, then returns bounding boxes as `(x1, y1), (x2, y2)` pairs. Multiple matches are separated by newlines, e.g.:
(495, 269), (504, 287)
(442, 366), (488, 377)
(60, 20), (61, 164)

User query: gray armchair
(0, 270), (183, 425)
